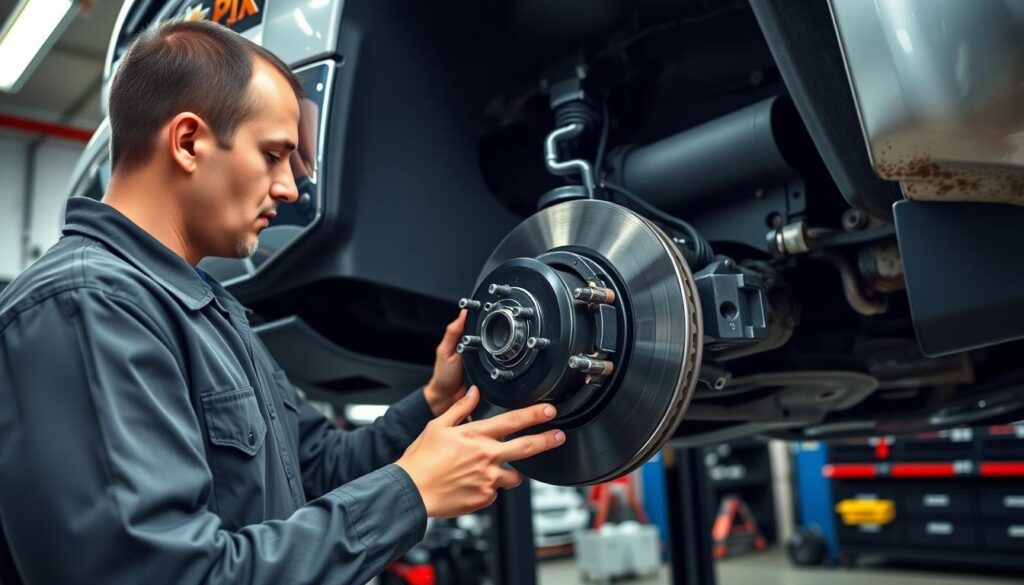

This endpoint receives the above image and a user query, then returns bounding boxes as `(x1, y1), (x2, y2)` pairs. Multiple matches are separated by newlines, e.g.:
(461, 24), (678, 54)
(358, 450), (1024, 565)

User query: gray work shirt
(0, 197), (433, 584)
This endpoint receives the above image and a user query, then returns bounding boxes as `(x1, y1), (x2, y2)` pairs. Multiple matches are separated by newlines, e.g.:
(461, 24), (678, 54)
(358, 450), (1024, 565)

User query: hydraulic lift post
(666, 447), (718, 585)
(488, 481), (537, 585)
(489, 448), (718, 584)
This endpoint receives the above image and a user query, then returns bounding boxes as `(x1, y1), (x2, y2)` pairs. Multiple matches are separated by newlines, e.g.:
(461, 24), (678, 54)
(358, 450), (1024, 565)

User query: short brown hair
(108, 20), (302, 172)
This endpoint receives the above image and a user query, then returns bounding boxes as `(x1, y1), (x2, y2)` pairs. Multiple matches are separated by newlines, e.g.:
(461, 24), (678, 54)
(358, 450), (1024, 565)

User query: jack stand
(712, 495), (768, 559)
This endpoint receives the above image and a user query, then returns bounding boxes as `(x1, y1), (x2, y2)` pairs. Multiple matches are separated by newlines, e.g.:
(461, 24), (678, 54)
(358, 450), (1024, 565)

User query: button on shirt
(0, 197), (435, 584)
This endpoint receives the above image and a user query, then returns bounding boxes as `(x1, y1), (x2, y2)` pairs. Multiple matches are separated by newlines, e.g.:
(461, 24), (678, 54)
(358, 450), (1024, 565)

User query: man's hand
(397, 386), (565, 518)
(423, 310), (468, 416)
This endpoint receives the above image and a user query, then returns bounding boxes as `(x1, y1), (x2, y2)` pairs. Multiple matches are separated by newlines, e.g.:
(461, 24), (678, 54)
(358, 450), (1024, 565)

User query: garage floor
(537, 547), (1023, 584)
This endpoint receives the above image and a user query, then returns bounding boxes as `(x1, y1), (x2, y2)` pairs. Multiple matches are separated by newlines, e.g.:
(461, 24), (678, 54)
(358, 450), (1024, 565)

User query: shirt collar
(61, 197), (215, 311)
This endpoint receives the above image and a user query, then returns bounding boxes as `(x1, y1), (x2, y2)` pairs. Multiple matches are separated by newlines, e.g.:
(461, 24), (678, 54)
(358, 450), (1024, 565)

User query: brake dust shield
(458, 200), (703, 485)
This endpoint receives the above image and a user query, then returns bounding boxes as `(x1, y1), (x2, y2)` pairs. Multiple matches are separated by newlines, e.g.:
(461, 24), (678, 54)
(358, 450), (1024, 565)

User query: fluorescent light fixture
(0, 0), (80, 93)
(344, 404), (390, 425)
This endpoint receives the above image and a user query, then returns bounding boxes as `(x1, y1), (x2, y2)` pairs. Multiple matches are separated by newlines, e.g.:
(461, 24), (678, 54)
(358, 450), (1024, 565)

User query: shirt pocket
(202, 387), (267, 455)
(200, 386), (268, 527)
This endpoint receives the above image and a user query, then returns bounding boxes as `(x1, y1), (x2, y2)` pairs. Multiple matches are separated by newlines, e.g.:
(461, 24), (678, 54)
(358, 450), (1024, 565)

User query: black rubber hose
(594, 98), (611, 199)
(592, 102), (713, 268)
(809, 225), (896, 248)
(601, 180), (715, 269)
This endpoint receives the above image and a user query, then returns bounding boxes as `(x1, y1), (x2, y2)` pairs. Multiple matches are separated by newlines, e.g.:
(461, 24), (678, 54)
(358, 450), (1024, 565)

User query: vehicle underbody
(70, 0), (1024, 485)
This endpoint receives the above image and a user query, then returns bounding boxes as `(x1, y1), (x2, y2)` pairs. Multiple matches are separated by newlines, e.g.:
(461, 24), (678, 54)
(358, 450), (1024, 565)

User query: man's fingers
(437, 310), (468, 357)
(437, 385), (480, 426)
(468, 402), (558, 438)
(495, 467), (523, 489)
(494, 429), (566, 462)
(451, 386), (468, 402)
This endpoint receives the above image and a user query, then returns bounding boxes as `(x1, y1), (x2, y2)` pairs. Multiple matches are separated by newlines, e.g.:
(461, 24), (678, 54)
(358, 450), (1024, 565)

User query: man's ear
(167, 112), (208, 174)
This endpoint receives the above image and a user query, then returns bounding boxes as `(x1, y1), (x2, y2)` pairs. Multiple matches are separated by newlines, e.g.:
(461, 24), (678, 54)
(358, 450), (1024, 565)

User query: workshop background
(4, 2), (1024, 585)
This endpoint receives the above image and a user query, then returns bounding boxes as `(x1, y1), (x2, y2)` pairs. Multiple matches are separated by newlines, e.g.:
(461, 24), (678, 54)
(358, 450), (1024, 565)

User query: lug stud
(491, 368), (514, 381)
(510, 306), (535, 319)
(568, 355), (614, 376)
(527, 337), (550, 349)
(459, 298), (482, 310)
(573, 286), (616, 305)
(488, 284), (512, 296)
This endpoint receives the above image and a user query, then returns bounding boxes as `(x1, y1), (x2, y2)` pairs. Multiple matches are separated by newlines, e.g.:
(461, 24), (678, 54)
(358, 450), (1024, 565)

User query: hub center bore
(480, 309), (526, 361)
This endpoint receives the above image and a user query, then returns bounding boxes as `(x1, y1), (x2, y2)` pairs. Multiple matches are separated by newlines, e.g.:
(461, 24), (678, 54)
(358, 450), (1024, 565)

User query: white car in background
(530, 480), (589, 548)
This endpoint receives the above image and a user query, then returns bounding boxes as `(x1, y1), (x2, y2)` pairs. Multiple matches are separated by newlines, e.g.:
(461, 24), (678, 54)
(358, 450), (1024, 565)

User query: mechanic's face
(189, 58), (300, 259)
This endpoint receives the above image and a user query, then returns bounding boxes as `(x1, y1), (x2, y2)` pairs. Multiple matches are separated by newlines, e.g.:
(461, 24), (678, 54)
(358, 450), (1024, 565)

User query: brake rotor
(458, 200), (703, 485)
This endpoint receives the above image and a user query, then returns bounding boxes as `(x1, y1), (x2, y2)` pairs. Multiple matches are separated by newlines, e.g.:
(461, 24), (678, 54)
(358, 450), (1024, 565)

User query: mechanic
(0, 20), (565, 584)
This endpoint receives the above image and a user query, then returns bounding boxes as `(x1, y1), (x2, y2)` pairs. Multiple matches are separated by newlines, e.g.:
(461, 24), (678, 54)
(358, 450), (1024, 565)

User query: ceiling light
(0, 0), (80, 93)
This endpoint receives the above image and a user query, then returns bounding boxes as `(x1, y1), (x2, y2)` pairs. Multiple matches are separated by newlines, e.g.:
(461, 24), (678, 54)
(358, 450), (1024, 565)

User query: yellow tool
(835, 499), (896, 526)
